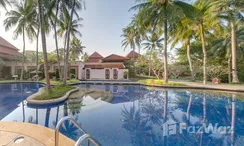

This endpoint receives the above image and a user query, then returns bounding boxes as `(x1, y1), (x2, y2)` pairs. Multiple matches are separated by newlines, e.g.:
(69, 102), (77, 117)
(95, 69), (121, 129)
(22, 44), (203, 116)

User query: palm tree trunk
(199, 23), (207, 84)
(228, 47), (232, 83)
(39, 0), (51, 91)
(20, 27), (25, 81)
(186, 41), (194, 81)
(186, 94), (192, 122)
(63, 0), (75, 85)
(231, 94), (236, 146)
(36, 26), (40, 80)
(163, 7), (168, 83)
(54, 0), (62, 80)
(230, 18), (239, 83)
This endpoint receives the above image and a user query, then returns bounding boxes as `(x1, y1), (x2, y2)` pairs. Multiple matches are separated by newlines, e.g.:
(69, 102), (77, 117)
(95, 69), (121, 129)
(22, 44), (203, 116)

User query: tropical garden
(0, 0), (87, 95)
(0, 0), (244, 96)
(122, 0), (244, 85)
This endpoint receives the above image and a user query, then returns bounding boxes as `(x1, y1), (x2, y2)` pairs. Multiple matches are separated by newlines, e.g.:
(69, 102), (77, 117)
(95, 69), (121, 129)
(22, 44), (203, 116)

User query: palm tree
(4, 0), (37, 81)
(143, 33), (163, 51)
(81, 52), (89, 63)
(210, 0), (244, 83)
(38, 0), (51, 91)
(0, 0), (10, 11)
(70, 37), (85, 61)
(130, 0), (201, 83)
(63, 0), (76, 85)
(170, 18), (195, 81)
(121, 20), (142, 60)
(192, 0), (219, 84)
(143, 33), (163, 76)
(52, 0), (74, 80)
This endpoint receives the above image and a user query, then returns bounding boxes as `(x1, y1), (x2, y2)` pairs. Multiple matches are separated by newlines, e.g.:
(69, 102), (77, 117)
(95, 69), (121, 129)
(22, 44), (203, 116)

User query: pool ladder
(55, 116), (99, 146)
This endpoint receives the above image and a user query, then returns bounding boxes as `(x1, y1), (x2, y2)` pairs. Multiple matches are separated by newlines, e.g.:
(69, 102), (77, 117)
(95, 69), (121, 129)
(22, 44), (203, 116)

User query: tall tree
(63, 0), (76, 85)
(0, 0), (10, 11)
(130, 0), (200, 83)
(38, 0), (51, 91)
(210, 0), (244, 83)
(69, 37), (85, 61)
(122, 19), (142, 60)
(81, 52), (89, 63)
(193, 0), (217, 84)
(170, 18), (195, 81)
(4, 0), (37, 81)
(143, 33), (163, 76)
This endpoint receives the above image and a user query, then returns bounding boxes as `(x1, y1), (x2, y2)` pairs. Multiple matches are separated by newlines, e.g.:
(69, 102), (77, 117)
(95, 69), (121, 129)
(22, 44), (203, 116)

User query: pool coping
(78, 81), (244, 93)
(0, 122), (75, 146)
(1, 80), (244, 93)
(26, 86), (79, 105)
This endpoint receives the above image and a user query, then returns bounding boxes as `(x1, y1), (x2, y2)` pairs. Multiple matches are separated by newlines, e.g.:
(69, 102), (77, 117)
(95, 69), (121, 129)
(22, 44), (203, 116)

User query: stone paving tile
(7, 134), (45, 146)
(0, 122), (75, 146)
(0, 131), (19, 146)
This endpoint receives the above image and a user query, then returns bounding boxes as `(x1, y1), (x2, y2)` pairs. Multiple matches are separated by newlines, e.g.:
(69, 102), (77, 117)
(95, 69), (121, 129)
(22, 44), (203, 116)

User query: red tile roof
(125, 50), (140, 59)
(87, 52), (103, 63)
(102, 54), (129, 62)
(0, 37), (21, 59)
(84, 64), (125, 69)
(0, 36), (19, 50)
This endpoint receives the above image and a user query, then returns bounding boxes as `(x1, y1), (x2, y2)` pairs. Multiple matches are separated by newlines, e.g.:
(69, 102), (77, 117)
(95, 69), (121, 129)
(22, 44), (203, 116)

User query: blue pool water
(0, 83), (244, 146)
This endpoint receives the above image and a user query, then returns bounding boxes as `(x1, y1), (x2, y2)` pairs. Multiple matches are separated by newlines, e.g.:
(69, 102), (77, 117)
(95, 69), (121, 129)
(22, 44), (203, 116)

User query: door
(86, 69), (90, 79)
(113, 69), (118, 80)
(105, 69), (110, 79)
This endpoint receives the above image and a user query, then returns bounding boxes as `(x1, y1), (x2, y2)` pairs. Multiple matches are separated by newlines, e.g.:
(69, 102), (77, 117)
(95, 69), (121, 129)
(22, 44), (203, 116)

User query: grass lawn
(40, 79), (80, 85)
(138, 79), (186, 86)
(35, 85), (76, 100)
(130, 75), (158, 82)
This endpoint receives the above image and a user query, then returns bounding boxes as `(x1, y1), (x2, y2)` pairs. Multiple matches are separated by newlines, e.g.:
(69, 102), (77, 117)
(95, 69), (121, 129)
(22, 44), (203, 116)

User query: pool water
(0, 83), (244, 146)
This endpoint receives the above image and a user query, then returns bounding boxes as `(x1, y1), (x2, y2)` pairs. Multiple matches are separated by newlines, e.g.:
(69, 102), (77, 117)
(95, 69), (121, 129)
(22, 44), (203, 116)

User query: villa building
(0, 37), (131, 80)
(82, 52), (129, 80)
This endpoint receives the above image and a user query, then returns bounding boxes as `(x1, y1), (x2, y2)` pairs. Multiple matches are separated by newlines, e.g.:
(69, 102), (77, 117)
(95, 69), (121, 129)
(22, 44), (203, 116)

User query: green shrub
(35, 85), (76, 100)
(140, 79), (186, 86)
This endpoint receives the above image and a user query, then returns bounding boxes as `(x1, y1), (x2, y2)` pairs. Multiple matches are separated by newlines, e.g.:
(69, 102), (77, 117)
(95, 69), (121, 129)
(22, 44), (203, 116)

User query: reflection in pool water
(0, 83), (244, 146)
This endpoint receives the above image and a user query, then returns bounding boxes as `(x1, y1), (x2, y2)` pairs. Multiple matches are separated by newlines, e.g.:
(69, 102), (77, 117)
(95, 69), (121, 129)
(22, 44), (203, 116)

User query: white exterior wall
(118, 69), (128, 80)
(84, 68), (129, 80)
(90, 69), (105, 79)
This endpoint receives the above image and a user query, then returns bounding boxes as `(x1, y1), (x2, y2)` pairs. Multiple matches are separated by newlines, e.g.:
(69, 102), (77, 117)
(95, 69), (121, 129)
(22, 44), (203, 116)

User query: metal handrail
(55, 116), (99, 146)
(75, 134), (90, 146)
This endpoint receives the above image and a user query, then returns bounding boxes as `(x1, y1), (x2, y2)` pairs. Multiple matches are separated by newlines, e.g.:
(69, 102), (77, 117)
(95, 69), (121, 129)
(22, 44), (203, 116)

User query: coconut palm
(121, 19), (142, 60)
(143, 33), (163, 51)
(170, 18), (195, 81)
(143, 33), (163, 76)
(81, 52), (89, 63)
(130, 0), (201, 83)
(191, 0), (219, 84)
(38, 0), (51, 91)
(210, 0), (244, 83)
(63, 0), (76, 85)
(211, 24), (244, 83)
(0, 0), (10, 11)
(52, 0), (84, 81)
(70, 37), (85, 62)
(4, 0), (37, 81)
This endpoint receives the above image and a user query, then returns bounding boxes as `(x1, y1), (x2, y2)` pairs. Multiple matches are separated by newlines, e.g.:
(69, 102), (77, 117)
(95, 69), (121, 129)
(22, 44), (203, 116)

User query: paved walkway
(0, 122), (75, 146)
(171, 80), (244, 92)
(80, 80), (244, 92)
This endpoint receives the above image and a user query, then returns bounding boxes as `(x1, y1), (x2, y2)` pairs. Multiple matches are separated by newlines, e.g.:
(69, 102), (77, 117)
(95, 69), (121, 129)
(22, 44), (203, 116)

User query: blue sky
(0, 0), (138, 57)
(0, 0), (195, 57)
(81, 0), (136, 56)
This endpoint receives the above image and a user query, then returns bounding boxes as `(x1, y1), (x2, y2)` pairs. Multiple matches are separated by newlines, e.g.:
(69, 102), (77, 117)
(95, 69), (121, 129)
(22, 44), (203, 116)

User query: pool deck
(79, 80), (244, 92)
(0, 122), (75, 146)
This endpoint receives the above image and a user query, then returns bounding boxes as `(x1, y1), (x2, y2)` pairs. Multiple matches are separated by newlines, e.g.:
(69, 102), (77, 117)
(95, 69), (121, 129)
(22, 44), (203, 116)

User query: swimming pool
(0, 83), (244, 146)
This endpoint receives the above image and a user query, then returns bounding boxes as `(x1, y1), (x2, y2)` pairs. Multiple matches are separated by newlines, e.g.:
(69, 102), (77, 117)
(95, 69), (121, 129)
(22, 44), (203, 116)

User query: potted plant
(124, 71), (128, 79)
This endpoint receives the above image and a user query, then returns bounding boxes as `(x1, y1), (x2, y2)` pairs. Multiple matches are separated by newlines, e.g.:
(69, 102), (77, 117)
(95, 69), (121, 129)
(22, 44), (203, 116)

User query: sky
(0, 0), (139, 57)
